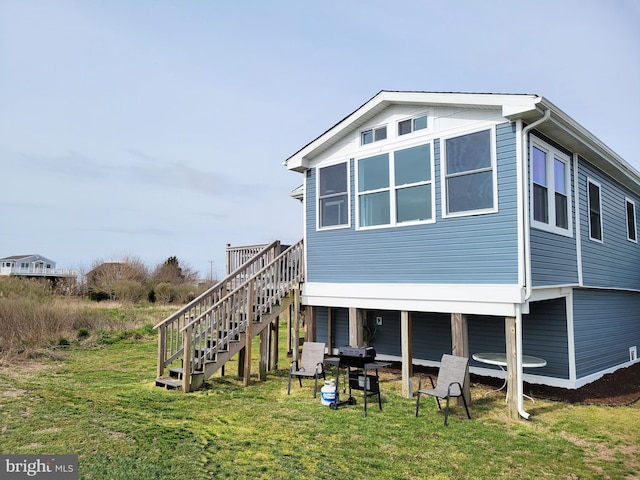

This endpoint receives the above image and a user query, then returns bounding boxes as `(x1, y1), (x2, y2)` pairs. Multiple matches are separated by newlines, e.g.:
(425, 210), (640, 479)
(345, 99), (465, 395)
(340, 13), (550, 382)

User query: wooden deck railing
(154, 240), (284, 378)
(155, 239), (304, 390)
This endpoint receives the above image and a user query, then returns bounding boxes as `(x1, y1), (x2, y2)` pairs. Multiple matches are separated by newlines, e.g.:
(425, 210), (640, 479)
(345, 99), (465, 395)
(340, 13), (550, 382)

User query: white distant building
(0, 254), (76, 279)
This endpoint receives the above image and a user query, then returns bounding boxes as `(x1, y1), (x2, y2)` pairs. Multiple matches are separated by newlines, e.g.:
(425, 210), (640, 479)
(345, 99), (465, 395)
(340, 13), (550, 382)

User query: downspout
(518, 107), (550, 420)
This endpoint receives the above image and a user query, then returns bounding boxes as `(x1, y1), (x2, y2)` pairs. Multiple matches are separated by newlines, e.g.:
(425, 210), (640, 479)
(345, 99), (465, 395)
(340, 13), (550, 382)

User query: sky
(1, 0), (639, 279)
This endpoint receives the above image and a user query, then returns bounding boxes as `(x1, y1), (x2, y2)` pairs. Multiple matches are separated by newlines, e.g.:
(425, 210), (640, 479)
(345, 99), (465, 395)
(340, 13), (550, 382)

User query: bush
(112, 280), (146, 303)
(154, 282), (176, 304)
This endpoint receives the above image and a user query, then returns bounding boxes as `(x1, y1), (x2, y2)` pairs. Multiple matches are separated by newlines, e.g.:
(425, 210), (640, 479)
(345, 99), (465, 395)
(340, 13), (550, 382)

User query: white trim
(440, 125), (499, 219)
(573, 154), (584, 286)
(302, 282), (523, 316)
(316, 160), (351, 231)
(515, 120), (526, 290)
(529, 137), (573, 237)
(587, 177), (603, 243)
(566, 290), (577, 383)
(625, 197), (637, 243)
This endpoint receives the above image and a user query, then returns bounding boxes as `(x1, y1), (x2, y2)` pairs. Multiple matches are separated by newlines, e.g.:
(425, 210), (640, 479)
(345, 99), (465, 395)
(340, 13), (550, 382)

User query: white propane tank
(320, 379), (336, 406)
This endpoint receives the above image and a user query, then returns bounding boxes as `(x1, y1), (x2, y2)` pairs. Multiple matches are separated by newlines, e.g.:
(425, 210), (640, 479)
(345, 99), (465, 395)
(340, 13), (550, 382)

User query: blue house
(284, 91), (640, 418)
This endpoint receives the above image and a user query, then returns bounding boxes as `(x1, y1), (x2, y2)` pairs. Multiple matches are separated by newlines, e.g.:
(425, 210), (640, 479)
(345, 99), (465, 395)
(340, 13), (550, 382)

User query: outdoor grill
(338, 345), (376, 368)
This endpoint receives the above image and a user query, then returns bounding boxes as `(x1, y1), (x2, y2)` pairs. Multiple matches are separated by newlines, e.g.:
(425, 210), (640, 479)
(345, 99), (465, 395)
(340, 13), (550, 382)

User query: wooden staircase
(154, 239), (304, 392)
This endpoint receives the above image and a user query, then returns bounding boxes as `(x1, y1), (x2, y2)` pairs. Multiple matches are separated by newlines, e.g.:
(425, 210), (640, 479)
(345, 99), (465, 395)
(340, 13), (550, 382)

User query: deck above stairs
(154, 240), (304, 392)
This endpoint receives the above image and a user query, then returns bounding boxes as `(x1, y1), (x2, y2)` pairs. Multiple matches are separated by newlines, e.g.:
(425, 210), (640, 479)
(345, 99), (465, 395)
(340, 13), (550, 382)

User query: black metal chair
(415, 354), (471, 426)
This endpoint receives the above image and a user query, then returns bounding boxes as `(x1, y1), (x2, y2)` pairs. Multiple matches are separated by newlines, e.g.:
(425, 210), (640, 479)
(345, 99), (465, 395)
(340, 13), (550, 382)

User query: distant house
(284, 90), (640, 417)
(0, 254), (76, 280)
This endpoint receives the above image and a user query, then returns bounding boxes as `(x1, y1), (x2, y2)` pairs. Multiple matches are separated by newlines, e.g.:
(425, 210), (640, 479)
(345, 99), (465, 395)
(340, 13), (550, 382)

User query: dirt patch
(409, 361), (640, 406)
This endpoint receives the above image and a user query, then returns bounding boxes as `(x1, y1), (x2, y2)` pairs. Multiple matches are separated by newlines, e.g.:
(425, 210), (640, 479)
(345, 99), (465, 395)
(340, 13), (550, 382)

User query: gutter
(518, 107), (550, 420)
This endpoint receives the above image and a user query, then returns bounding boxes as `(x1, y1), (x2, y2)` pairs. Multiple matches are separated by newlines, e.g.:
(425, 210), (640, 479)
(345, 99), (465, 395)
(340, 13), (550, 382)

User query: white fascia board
(285, 91), (540, 172)
(302, 282), (524, 317)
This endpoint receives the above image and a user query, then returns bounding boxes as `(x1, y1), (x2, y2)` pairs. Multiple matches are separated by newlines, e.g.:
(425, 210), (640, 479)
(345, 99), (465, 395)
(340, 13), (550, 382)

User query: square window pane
(398, 119), (412, 136)
(397, 185), (432, 223)
(319, 163), (347, 196)
(532, 147), (547, 185)
(321, 195), (348, 227)
(446, 129), (491, 174)
(534, 184), (549, 223)
(374, 126), (387, 141)
(394, 144), (430, 185)
(359, 191), (390, 227)
(555, 193), (568, 228)
(358, 154), (389, 192)
(413, 115), (427, 131)
(361, 130), (373, 145)
(554, 158), (566, 194)
(446, 171), (493, 213)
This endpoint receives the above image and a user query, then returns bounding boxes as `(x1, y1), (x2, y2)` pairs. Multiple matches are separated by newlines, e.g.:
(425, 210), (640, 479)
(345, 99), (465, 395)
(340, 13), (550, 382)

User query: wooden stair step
(155, 378), (182, 390)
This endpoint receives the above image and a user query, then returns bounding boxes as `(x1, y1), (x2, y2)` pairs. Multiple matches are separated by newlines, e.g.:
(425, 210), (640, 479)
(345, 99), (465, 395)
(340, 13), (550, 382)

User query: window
(318, 162), (349, 228)
(361, 125), (387, 145)
(398, 114), (428, 136)
(530, 139), (571, 235)
(357, 144), (433, 228)
(626, 198), (637, 242)
(443, 128), (495, 216)
(358, 153), (390, 227)
(588, 179), (602, 241)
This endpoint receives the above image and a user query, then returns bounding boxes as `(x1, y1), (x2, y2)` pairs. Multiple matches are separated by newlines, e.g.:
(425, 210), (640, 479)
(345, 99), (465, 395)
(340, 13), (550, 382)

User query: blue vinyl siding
(530, 229), (578, 286)
(573, 289), (640, 377)
(306, 122), (519, 284)
(578, 160), (640, 290)
(315, 307), (349, 351)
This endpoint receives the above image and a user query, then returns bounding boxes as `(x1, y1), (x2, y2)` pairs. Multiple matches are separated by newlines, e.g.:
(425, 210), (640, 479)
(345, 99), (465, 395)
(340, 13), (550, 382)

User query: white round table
(472, 352), (547, 401)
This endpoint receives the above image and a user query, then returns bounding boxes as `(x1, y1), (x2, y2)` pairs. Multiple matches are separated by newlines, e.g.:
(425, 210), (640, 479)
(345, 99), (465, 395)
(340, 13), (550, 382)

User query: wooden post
(305, 306), (316, 342)
(327, 307), (333, 355)
(293, 287), (301, 363)
(401, 311), (413, 398)
(259, 330), (268, 381)
(182, 324), (192, 393)
(244, 282), (254, 387)
(286, 302), (293, 355)
(451, 313), (470, 405)
(157, 325), (166, 378)
(271, 317), (279, 371)
(237, 348), (245, 377)
(505, 316), (518, 419)
(348, 307), (364, 346)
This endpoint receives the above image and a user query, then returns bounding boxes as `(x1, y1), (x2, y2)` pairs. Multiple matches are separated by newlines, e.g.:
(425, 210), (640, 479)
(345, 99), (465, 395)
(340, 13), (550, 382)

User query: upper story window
(361, 125), (387, 145)
(398, 114), (428, 136)
(318, 162), (349, 229)
(588, 178), (603, 242)
(357, 144), (433, 228)
(626, 198), (637, 242)
(530, 138), (572, 236)
(443, 128), (496, 217)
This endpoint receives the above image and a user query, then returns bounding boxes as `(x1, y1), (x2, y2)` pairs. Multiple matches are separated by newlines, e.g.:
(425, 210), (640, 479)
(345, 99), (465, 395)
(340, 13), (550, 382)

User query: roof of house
(284, 90), (640, 193)
(1, 254), (36, 261)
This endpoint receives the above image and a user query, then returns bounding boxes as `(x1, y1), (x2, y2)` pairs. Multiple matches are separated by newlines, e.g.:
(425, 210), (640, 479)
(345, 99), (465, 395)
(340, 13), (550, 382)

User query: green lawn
(1, 330), (638, 479)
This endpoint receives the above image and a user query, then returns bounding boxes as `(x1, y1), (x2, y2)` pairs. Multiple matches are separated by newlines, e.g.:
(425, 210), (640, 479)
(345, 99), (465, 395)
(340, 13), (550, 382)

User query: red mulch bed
(408, 361), (640, 406)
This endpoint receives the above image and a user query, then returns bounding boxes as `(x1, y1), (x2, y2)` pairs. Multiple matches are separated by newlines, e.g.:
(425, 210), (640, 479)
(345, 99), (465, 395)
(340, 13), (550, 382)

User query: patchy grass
(0, 307), (638, 479)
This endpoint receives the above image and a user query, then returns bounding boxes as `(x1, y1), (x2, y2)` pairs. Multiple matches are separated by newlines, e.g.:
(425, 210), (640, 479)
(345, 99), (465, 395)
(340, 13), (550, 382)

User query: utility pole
(209, 260), (214, 283)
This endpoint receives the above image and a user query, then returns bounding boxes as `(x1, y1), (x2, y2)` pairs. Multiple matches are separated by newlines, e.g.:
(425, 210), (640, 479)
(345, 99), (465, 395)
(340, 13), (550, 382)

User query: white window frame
(529, 138), (573, 237)
(625, 197), (637, 243)
(316, 160), (351, 231)
(587, 177), (603, 243)
(441, 126), (498, 219)
(397, 112), (430, 137)
(355, 142), (435, 230)
(360, 124), (388, 146)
